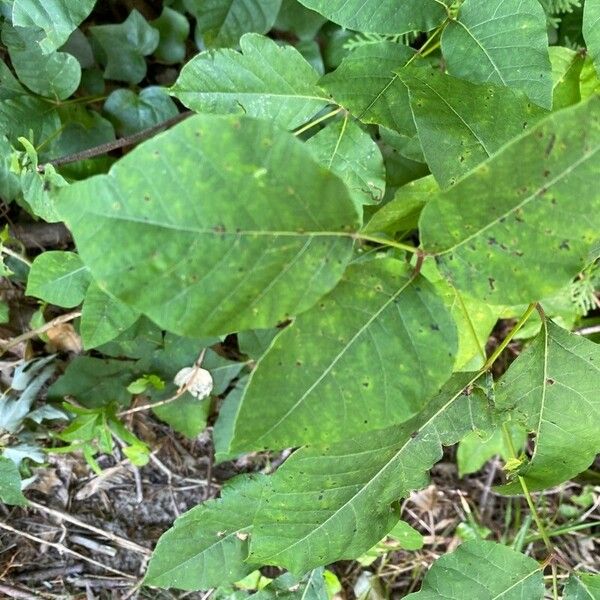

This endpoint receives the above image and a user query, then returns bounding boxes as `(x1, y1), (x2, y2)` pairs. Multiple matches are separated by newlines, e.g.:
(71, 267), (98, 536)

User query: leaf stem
(38, 111), (194, 172)
(293, 107), (343, 136)
(354, 233), (419, 254)
(482, 303), (537, 371)
(1, 246), (32, 267)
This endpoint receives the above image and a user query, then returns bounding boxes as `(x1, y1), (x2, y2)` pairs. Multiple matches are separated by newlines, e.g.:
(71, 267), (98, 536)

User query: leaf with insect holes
(247, 373), (493, 573)
(420, 95), (600, 305)
(396, 66), (547, 188)
(404, 540), (543, 599)
(58, 114), (360, 338)
(496, 320), (600, 492)
(229, 259), (457, 453)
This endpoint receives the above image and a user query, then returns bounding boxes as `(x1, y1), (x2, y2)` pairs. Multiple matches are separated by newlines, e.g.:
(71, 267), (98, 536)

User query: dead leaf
(46, 323), (82, 354)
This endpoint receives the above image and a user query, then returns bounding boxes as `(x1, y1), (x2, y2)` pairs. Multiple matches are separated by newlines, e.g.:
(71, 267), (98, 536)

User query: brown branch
(38, 111), (193, 172)
(28, 500), (151, 557)
(0, 310), (81, 354)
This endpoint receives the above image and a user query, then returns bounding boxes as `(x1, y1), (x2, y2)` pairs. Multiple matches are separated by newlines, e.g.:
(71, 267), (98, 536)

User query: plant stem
(525, 519), (600, 543)
(355, 233), (419, 254)
(38, 111), (193, 172)
(1, 246), (31, 267)
(293, 107), (343, 136)
(0, 310), (81, 354)
(482, 303), (537, 371)
(502, 423), (558, 599)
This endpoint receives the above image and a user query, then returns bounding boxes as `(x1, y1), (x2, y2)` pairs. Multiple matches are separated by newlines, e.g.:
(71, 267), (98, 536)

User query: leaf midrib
(435, 141), (600, 255)
(256, 373), (480, 562)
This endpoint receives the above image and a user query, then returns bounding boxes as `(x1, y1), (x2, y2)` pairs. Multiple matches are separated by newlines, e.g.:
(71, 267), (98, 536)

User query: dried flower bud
(174, 366), (213, 399)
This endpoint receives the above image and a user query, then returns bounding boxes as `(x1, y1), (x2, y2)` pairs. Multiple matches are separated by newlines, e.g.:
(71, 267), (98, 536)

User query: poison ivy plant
(1, 2), (600, 596)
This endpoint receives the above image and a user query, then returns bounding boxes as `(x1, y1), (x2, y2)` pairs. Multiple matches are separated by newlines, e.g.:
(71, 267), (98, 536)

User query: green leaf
(48, 357), (137, 408)
(387, 520), (424, 551)
(564, 574), (600, 599)
(583, 0), (600, 76)
(320, 42), (415, 134)
(80, 282), (140, 349)
(306, 118), (385, 205)
(496, 320), (600, 492)
(91, 10), (159, 84)
(441, 0), (553, 108)
(2, 25), (81, 100)
(549, 46), (584, 110)
(184, 0), (282, 48)
(230, 259), (457, 452)
(153, 394), (211, 438)
(214, 375), (249, 463)
(0, 456), (27, 506)
(0, 94), (61, 151)
(171, 34), (329, 130)
(397, 67), (546, 188)
(456, 423), (526, 477)
(580, 56), (600, 100)
(252, 569), (327, 600)
(0, 135), (21, 203)
(144, 474), (266, 590)
(238, 329), (279, 360)
(151, 6), (190, 65)
(295, 0), (450, 34)
(404, 540), (543, 599)
(103, 87), (178, 137)
(0, 299), (8, 323)
(364, 175), (437, 237)
(248, 373), (493, 572)
(420, 95), (600, 305)
(26, 251), (91, 308)
(58, 114), (360, 338)
(12, 0), (97, 54)
(275, 0), (328, 41)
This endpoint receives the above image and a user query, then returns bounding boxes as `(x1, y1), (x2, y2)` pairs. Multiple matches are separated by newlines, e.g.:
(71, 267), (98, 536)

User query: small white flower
(174, 366), (213, 400)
